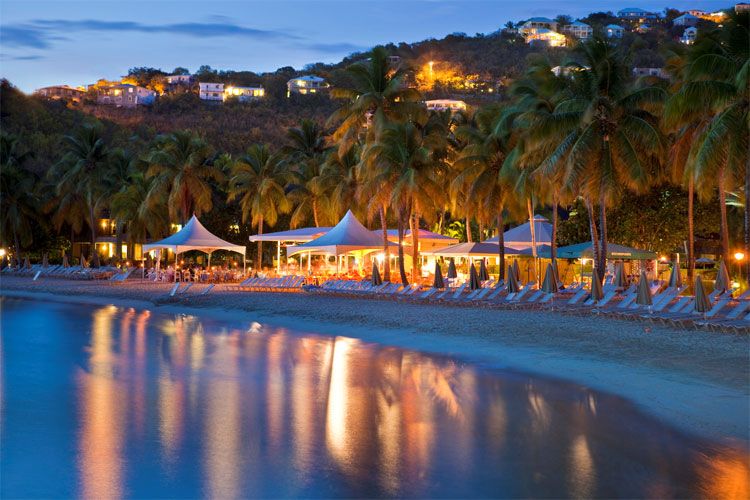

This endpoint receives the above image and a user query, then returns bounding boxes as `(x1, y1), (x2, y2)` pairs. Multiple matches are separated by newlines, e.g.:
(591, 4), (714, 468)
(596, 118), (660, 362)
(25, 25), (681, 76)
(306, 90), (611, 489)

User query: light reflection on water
(0, 297), (748, 498)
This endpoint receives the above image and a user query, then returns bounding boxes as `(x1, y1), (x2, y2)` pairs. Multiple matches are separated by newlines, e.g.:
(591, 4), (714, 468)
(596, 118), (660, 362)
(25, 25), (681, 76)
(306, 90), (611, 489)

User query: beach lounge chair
(484, 284), (506, 302)
(178, 283), (193, 294)
(567, 289), (588, 305)
(199, 284), (215, 295)
(169, 283), (180, 297)
(723, 300), (750, 320)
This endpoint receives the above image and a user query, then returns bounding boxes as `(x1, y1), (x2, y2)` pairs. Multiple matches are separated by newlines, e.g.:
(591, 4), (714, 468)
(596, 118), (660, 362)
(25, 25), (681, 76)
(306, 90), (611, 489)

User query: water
(1, 297), (747, 498)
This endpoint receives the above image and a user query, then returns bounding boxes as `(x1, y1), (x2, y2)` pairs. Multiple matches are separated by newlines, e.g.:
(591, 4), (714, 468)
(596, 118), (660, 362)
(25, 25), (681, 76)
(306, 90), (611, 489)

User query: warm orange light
(734, 252), (745, 261)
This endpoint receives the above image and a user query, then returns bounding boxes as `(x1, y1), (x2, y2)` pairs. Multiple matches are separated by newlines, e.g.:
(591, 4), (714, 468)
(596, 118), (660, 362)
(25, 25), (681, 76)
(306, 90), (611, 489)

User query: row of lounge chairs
(2, 264), (117, 280)
(308, 278), (750, 332)
(228, 275), (306, 292)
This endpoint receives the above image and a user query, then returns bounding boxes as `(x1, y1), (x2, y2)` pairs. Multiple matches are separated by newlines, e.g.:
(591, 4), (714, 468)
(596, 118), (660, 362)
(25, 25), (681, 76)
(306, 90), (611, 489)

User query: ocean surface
(1, 297), (747, 498)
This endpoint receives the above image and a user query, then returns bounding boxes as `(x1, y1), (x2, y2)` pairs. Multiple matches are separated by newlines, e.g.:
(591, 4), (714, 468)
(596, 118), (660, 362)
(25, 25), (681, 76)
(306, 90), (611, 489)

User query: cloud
(0, 18), (301, 50)
(303, 42), (366, 54)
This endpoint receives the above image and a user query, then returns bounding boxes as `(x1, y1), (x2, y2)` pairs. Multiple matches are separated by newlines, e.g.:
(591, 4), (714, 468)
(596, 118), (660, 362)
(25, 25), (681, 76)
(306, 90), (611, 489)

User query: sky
(0, 0), (731, 92)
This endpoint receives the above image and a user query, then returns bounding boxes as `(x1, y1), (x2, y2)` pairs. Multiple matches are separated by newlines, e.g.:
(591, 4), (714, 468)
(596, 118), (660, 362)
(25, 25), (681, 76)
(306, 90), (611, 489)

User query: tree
(143, 131), (224, 224)
(52, 124), (112, 266)
(0, 133), (38, 266)
(227, 144), (292, 271)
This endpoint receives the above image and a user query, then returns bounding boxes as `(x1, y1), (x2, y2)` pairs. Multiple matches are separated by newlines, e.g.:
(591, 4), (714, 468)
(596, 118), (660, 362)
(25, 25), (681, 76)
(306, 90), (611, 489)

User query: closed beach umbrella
(552, 260), (561, 286)
(512, 260), (521, 282)
(24, 256), (31, 270)
(506, 265), (520, 293)
(80, 255), (87, 268)
(668, 263), (682, 288)
(42, 253), (49, 268)
(541, 263), (559, 294)
(479, 259), (489, 281)
(433, 261), (445, 289)
(693, 277), (711, 313)
(590, 268), (604, 302)
(62, 254), (69, 267)
(613, 262), (626, 288)
(635, 271), (652, 306)
(447, 259), (457, 279)
(714, 260), (730, 293)
(469, 262), (481, 290)
(371, 262), (382, 286)
(92, 252), (100, 268)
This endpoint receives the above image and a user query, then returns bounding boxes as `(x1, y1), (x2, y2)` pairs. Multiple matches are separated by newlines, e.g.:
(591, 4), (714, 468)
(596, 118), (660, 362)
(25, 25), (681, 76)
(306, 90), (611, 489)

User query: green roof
(550, 242), (657, 260)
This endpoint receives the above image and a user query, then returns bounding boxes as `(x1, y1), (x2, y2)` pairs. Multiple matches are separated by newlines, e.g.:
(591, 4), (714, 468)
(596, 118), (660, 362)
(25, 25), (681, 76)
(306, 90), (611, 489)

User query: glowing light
(659, 255), (668, 262)
(0, 249), (5, 257)
(377, 253), (385, 264)
(734, 252), (745, 261)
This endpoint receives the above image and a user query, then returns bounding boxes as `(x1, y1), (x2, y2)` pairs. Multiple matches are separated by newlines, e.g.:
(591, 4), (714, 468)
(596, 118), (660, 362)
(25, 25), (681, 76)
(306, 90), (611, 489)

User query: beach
(1, 275), (748, 447)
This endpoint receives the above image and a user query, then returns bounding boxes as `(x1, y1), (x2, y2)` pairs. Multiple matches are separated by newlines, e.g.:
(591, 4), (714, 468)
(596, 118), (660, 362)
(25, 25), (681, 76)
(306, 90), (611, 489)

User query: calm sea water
(0, 297), (747, 498)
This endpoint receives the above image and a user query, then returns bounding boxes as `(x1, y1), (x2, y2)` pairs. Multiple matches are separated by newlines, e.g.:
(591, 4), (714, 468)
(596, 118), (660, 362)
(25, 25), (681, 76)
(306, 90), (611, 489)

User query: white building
(224, 85), (264, 101)
(737, 3), (750, 13)
(96, 84), (156, 107)
(199, 82), (224, 101)
(563, 21), (593, 40)
(633, 67), (668, 78)
(286, 75), (328, 97)
(35, 85), (86, 102)
(519, 17), (558, 36)
(605, 24), (626, 38)
(680, 26), (698, 44)
(674, 13), (699, 26)
(165, 74), (194, 86)
(526, 28), (567, 47)
(425, 99), (467, 112)
(617, 7), (658, 20)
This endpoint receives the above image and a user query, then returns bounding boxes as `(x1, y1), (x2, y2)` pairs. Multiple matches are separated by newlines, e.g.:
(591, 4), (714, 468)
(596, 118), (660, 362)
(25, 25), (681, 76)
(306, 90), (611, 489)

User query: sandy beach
(1, 275), (748, 447)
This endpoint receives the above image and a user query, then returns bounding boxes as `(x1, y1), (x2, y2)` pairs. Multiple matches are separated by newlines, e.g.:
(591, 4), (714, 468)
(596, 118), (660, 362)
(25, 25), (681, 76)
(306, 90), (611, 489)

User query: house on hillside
(526, 28), (567, 47)
(605, 24), (625, 38)
(680, 26), (698, 44)
(562, 21), (593, 40)
(286, 75), (329, 97)
(225, 85), (264, 102)
(673, 13), (699, 26)
(633, 67), (668, 78)
(736, 3), (750, 13)
(34, 85), (86, 102)
(519, 17), (558, 35)
(165, 74), (194, 87)
(636, 23), (651, 33)
(617, 7), (658, 20)
(96, 84), (156, 107)
(425, 99), (467, 112)
(199, 82), (224, 101)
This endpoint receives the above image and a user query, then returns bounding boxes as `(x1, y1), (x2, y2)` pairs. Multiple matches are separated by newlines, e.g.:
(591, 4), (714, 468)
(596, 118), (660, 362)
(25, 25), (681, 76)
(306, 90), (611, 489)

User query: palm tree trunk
(13, 226), (21, 268)
(410, 210), (420, 283)
(586, 198), (601, 279)
(599, 194), (608, 280)
(551, 194), (558, 264)
(256, 216), (264, 272)
(89, 204), (97, 263)
(115, 222), (124, 263)
(718, 167), (730, 263)
(687, 178), (695, 289)
(465, 214), (472, 243)
(380, 205), (391, 282)
(497, 207), (505, 281)
(527, 198), (537, 282)
(312, 199), (320, 228)
(438, 210), (444, 234)
(397, 211), (409, 285)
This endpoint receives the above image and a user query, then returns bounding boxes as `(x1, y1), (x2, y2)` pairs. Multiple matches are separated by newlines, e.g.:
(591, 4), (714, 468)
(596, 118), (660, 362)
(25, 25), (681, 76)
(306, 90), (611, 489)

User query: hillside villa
(33, 85), (86, 102)
(674, 13), (700, 26)
(605, 24), (626, 38)
(425, 99), (467, 112)
(96, 84), (157, 107)
(562, 21), (593, 40)
(681, 26), (698, 44)
(198, 82), (224, 101)
(287, 75), (329, 97)
(617, 7), (659, 20)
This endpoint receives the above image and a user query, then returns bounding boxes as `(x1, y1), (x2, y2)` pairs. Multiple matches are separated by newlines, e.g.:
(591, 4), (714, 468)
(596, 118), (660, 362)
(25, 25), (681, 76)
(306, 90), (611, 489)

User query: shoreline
(1, 277), (748, 448)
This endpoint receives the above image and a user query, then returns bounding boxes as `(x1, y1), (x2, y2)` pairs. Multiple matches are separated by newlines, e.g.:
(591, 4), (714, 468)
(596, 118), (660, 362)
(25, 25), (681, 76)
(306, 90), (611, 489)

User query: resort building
(165, 74), (194, 90)
(605, 24), (626, 38)
(617, 7), (658, 20)
(72, 217), (143, 261)
(224, 85), (264, 102)
(425, 99), (467, 112)
(526, 28), (567, 47)
(286, 75), (329, 97)
(562, 21), (593, 40)
(96, 84), (156, 107)
(34, 85), (86, 102)
(199, 82), (224, 101)
(519, 17), (558, 34)
(633, 67), (668, 78)
(736, 3), (750, 13)
(680, 26), (698, 44)
(673, 13), (699, 26)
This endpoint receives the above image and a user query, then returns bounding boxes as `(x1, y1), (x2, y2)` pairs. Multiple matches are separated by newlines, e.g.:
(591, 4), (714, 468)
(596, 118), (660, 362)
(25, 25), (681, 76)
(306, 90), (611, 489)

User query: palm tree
(0, 134), (38, 266)
(144, 131), (224, 224)
(665, 12), (748, 266)
(534, 38), (666, 277)
(227, 144), (292, 271)
(107, 148), (135, 262)
(454, 105), (518, 280)
(283, 119), (332, 227)
(52, 124), (111, 265)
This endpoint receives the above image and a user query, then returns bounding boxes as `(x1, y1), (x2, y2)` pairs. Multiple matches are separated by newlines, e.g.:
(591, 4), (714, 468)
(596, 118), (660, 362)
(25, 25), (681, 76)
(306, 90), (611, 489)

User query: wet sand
(1, 276), (748, 447)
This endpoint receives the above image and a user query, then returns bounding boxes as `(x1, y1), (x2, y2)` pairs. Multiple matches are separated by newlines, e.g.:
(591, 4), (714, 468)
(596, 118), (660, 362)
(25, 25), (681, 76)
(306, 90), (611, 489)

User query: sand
(1, 275), (748, 447)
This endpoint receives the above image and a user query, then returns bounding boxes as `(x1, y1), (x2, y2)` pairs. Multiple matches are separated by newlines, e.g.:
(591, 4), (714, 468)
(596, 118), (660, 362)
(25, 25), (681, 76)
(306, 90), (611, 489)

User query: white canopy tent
(287, 210), (395, 273)
(143, 215), (246, 273)
(486, 215), (553, 250)
(249, 226), (332, 273)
